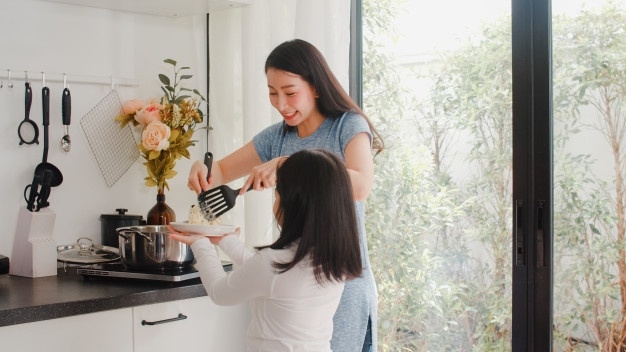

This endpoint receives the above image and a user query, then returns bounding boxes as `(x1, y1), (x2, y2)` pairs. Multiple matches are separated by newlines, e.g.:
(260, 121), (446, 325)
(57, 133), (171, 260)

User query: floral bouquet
(116, 59), (206, 192)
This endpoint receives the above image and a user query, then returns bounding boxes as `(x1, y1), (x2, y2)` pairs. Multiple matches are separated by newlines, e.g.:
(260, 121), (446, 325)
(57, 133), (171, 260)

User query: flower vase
(146, 188), (176, 225)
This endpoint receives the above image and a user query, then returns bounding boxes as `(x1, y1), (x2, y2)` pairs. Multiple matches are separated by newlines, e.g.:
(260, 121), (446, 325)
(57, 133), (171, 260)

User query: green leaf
(164, 59), (177, 66)
(158, 74), (170, 86)
(193, 89), (207, 101)
(180, 74), (193, 80)
(148, 150), (161, 160)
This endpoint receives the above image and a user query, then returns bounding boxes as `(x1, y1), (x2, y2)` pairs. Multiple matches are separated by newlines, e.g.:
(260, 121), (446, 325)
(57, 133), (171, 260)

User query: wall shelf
(38, 0), (253, 17)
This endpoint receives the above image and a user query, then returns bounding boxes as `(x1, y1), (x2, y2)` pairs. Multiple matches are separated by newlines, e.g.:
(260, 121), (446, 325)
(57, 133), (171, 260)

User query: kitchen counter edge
(0, 267), (216, 327)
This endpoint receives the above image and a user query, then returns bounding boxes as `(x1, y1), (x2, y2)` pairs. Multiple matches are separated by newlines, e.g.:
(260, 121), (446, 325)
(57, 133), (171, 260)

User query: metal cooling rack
(80, 90), (139, 188)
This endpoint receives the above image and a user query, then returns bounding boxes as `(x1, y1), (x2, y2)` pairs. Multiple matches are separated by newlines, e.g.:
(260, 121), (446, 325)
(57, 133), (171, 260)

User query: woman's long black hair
(256, 149), (362, 284)
(265, 39), (384, 155)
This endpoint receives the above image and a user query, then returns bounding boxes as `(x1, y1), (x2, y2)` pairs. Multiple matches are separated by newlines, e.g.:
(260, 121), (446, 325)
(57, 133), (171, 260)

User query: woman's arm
(344, 132), (375, 201)
(188, 141), (263, 193)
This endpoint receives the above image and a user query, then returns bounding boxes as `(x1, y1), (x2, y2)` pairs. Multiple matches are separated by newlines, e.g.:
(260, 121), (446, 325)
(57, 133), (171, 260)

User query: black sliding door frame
(512, 0), (553, 350)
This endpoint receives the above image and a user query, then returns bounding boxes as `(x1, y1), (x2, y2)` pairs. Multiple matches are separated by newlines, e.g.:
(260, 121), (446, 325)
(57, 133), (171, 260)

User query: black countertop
(0, 266), (210, 327)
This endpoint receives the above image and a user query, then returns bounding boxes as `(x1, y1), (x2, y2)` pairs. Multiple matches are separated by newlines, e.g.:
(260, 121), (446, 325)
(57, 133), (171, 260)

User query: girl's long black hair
(256, 149), (362, 284)
(265, 39), (384, 155)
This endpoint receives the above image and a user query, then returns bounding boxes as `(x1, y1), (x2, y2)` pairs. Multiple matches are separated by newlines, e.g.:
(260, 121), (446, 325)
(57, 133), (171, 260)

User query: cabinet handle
(141, 313), (187, 326)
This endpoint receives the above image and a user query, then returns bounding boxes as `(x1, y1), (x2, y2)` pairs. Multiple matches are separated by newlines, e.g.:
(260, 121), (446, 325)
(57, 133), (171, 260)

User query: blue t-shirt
(253, 111), (372, 162)
(252, 111), (378, 351)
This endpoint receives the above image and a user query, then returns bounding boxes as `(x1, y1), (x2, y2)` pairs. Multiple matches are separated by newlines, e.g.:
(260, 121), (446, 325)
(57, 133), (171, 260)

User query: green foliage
(550, 1), (626, 350)
(364, 0), (626, 350)
(363, 1), (513, 350)
(160, 59), (207, 114)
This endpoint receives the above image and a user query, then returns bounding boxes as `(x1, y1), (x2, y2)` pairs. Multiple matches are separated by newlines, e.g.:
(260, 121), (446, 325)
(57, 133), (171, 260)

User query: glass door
(361, 1), (513, 350)
(552, 1), (626, 351)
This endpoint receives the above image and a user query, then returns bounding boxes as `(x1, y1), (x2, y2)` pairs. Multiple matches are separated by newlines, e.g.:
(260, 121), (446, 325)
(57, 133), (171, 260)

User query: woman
(188, 39), (384, 352)
(172, 149), (363, 351)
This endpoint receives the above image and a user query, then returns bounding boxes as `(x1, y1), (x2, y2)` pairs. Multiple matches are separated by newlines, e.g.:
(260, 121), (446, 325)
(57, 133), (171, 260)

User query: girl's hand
(241, 156), (287, 194)
(206, 227), (241, 245)
(167, 226), (241, 245)
(167, 225), (206, 245)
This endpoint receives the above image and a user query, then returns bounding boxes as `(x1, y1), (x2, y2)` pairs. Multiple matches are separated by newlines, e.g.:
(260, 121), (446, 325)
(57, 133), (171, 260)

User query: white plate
(170, 222), (236, 236)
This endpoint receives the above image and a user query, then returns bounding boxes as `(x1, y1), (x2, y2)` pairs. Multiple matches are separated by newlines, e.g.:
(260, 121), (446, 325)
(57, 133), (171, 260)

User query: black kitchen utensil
(196, 152), (215, 221)
(197, 152), (252, 220)
(17, 82), (39, 145)
(24, 172), (43, 212)
(36, 169), (52, 211)
(35, 86), (63, 187)
(60, 87), (71, 152)
(24, 87), (63, 211)
(198, 185), (253, 220)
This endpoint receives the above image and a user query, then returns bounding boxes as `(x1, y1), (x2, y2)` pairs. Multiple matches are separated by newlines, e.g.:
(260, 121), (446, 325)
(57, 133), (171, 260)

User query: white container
(10, 206), (57, 278)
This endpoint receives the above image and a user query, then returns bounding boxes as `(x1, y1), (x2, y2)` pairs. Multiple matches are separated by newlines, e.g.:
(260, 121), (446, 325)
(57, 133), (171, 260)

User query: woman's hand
(241, 156), (287, 194)
(187, 160), (211, 194)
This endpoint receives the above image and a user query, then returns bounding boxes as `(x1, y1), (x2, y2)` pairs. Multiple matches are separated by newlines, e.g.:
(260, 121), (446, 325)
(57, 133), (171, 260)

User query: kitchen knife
(25, 173), (43, 212)
(36, 169), (52, 211)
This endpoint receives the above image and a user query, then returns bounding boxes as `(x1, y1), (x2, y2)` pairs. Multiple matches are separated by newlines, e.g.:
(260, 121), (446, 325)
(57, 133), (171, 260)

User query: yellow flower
(116, 59), (207, 191)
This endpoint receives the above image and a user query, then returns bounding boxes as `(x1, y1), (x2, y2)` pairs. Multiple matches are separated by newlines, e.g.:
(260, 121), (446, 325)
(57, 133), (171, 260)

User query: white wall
(0, 0), (215, 258)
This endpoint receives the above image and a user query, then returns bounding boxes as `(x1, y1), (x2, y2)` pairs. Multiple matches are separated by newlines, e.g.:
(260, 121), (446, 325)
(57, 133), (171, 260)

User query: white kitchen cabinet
(133, 296), (249, 352)
(0, 308), (134, 352)
(38, 0), (253, 17)
(0, 297), (248, 352)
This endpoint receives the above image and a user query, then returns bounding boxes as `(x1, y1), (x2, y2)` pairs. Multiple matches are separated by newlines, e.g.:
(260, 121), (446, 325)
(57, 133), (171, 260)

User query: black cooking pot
(100, 209), (144, 248)
(116, 225), (194, 270)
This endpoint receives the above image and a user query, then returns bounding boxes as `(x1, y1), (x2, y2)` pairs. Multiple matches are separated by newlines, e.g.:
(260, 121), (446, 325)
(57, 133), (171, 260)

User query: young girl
(188, 39), (383, 351)
(171, 149), (362, 351)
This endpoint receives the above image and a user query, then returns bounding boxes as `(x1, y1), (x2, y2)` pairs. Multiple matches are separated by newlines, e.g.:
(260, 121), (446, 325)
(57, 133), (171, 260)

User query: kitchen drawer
(133, 296), (248, 352)
(0, 308), (133, 352)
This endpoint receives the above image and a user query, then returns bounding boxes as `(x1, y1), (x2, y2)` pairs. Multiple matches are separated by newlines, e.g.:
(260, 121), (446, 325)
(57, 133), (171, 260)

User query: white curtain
(207, 0), (351, 248)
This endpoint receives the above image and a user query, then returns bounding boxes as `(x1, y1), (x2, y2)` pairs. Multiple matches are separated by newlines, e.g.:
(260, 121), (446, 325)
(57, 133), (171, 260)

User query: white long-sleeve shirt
(191, 235), (345, 352)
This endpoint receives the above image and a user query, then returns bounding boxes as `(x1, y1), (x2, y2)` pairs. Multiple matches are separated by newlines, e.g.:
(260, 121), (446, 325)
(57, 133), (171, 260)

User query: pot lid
(100, 208), (143, 220)
(57, 237), (120, 264)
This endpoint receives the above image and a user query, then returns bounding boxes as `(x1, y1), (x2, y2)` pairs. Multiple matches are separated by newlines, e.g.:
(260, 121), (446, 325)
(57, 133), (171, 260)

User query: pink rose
(135, 103), (163, 125)
(122, 99), (145, 115)
(141, 121), (171, 151)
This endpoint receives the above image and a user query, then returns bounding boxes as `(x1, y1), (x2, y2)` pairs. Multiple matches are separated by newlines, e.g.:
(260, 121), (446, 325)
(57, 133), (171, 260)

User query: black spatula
(197, 154), (251, 221)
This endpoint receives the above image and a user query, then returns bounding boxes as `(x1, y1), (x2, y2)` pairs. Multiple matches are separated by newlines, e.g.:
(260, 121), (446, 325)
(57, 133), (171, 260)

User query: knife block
(10, 206), (57, 278)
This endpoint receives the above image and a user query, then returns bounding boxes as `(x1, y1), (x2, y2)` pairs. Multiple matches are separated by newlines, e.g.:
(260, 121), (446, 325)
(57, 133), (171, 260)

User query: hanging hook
(42, 72), (47, 87)
(25, 71), (29, 83)
(63, 73), (68, 89)
(110, 76), (116, 90)
(7, 69), (13, 88)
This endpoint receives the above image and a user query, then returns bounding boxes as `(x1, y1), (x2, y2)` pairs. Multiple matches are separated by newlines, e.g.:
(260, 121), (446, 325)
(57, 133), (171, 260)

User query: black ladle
(35, 86), (63, 188)
(18, 82), (39, 145)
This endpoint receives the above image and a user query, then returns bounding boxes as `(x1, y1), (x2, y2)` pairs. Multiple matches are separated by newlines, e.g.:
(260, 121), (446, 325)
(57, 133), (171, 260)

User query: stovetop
(76, 262), (201, 282)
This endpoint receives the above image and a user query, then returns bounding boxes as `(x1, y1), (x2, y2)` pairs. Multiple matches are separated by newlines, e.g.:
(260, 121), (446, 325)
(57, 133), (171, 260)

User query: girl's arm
(191, 238), (273, 306)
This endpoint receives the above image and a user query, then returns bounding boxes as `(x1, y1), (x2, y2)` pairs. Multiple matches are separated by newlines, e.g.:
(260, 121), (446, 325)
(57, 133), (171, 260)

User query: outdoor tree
(363, 0), (626, 351)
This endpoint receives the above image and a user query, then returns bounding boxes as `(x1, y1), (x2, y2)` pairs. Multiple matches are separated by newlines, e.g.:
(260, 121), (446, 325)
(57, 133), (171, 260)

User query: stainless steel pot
(116, 225), (194, 270)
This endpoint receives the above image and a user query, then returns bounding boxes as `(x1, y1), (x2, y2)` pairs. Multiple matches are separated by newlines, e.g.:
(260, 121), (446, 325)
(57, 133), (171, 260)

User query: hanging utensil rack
(0, 68), (138, 88)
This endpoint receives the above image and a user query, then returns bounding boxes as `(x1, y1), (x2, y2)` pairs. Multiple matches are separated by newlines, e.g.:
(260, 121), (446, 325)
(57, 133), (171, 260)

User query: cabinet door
(133, 296), (249, 352)
(0, 308), (133, 352)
